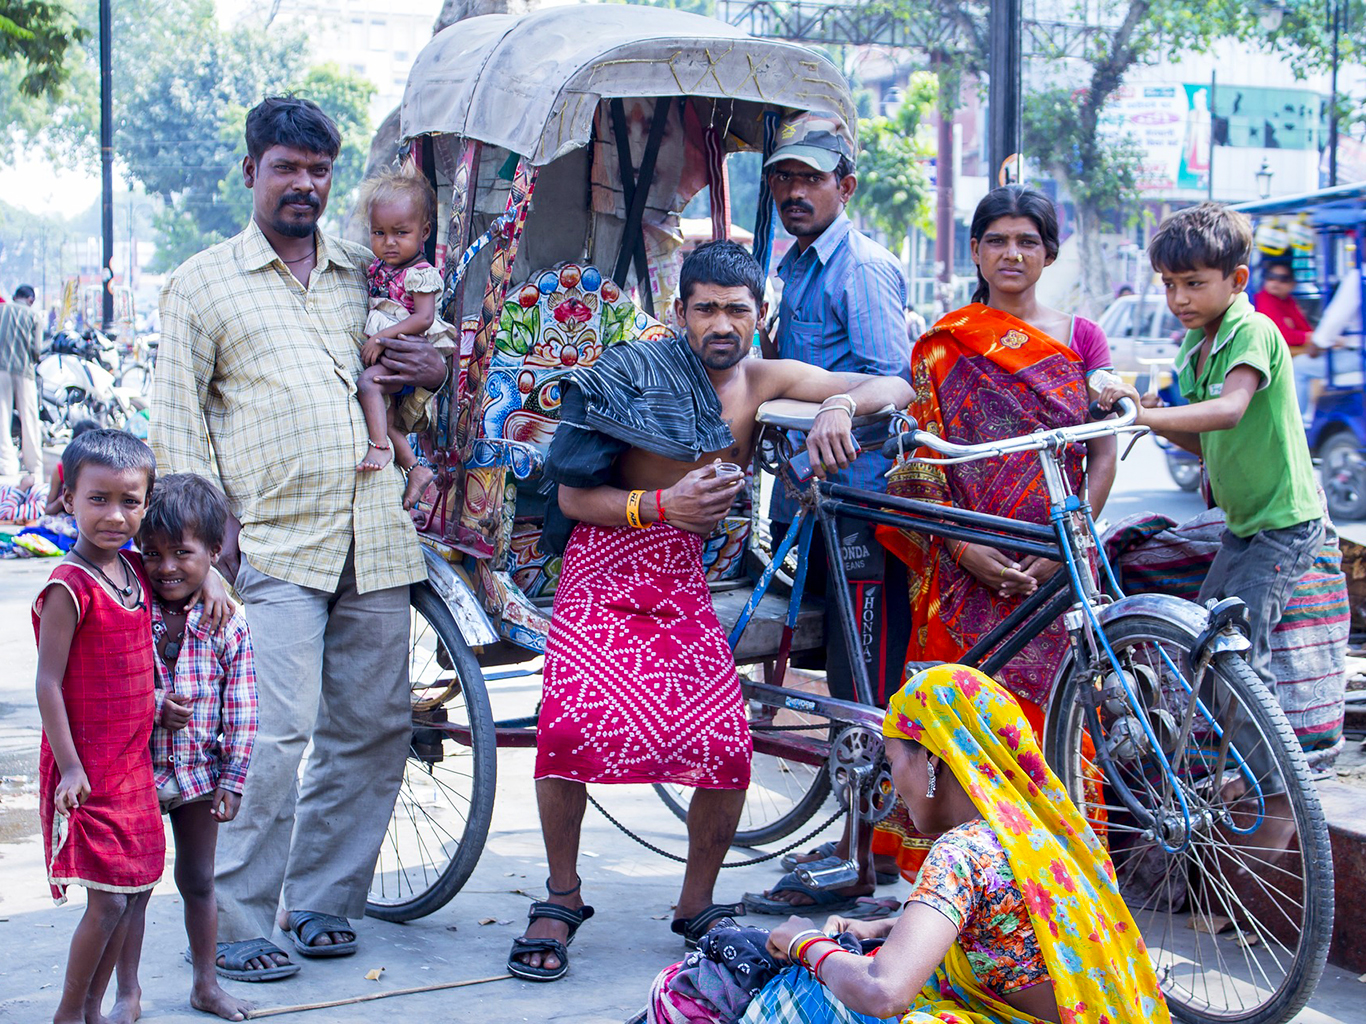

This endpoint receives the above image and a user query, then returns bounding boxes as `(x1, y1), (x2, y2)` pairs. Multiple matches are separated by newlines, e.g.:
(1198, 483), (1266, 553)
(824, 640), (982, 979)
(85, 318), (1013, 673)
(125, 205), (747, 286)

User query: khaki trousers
(216, 548), (411, 941)
(0, 370), (42, 479)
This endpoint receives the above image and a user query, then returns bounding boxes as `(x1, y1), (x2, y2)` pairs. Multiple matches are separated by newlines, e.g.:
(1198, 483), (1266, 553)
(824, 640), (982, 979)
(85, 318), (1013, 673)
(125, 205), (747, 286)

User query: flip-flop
(670, 902), (746, 950)
(741, 871), (870, 916)
(507, 901), (595, 982)
(280, 911), (357, 958)
(206, 938), (300, 982)
(848, 896), (902, 920)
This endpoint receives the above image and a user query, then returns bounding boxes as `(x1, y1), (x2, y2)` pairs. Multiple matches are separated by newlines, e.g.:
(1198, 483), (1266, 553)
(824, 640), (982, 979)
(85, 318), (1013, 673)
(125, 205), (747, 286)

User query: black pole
(99, 0), (114, 331)
(988, 0), (1023, 183)
(1329, 0), (1340, 187)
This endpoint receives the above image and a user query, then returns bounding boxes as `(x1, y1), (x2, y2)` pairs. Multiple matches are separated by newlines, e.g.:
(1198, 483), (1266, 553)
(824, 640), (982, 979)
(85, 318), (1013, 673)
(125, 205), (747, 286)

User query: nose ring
(1012, 254), (1024, 263)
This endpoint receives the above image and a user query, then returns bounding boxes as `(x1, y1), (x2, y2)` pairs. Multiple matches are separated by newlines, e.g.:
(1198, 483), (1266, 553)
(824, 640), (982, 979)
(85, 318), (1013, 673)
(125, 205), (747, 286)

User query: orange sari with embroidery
(873, 304), (1091, 879)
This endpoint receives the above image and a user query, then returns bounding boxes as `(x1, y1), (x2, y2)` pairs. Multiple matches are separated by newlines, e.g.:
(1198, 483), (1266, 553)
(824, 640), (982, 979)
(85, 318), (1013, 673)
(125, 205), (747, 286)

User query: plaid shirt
(151, 601), (257, 799)
(149, 220), (427, 594)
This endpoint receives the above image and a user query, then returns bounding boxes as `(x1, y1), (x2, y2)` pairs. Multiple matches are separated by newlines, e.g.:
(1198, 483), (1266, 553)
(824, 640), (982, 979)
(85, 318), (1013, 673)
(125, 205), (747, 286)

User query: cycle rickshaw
(367, 9), (1333, 1023)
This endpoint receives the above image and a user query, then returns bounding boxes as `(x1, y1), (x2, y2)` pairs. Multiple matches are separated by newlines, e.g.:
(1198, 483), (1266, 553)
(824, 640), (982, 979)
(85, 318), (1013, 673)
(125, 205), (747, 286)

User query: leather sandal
(670, 901), (746, 950)
(507, 877), (595, 983)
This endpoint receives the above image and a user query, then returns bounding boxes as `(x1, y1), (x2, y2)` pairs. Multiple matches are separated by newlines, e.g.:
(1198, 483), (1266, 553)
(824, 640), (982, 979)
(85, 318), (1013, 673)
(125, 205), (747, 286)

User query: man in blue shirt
(745, 113), (912, 915)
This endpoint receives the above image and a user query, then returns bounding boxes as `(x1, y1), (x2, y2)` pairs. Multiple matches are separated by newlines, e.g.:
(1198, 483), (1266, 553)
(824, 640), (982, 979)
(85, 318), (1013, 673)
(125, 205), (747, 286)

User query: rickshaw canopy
(1232, 181), (1366, 228)
(399, 5), (857, 166)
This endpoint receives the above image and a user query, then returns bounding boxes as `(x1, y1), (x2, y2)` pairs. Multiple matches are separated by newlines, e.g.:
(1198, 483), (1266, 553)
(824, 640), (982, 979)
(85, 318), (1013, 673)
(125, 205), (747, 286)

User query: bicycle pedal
(795, 859), (861, 891)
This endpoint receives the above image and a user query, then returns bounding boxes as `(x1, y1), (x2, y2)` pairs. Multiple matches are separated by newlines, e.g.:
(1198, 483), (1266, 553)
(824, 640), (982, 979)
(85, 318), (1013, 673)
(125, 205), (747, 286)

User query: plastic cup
(713, 461), (744, 481)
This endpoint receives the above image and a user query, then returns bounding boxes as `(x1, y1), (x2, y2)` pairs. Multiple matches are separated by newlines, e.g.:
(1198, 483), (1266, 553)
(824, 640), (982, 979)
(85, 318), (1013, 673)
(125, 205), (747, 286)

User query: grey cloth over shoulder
(559, 329), (734, 461)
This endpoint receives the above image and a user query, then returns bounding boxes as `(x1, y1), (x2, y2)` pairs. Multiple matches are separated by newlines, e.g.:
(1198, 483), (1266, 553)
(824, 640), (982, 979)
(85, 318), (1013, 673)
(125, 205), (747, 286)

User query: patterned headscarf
(883, 665), (1170, 1024)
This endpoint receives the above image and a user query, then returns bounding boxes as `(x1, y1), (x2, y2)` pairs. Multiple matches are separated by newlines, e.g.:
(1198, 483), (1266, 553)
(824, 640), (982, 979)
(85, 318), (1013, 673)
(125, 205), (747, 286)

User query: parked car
(1096, 293), (1184, 382)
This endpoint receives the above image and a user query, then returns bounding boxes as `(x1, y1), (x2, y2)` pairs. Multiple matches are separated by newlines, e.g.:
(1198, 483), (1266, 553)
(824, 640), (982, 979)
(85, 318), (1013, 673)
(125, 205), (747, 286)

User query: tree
(865, 2), (1366, 313)
(848, 71), (937, 248)
(0, 0), (85, 97)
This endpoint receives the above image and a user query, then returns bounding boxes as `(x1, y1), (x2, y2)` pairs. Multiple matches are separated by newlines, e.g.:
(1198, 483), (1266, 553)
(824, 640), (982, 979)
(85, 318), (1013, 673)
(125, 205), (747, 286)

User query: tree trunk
(1074, 195), (1112, 318)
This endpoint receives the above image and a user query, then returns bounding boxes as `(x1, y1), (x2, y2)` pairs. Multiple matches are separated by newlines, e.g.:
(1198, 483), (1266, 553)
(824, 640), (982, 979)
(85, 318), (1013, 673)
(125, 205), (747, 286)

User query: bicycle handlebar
(879, 398), (1140, 466)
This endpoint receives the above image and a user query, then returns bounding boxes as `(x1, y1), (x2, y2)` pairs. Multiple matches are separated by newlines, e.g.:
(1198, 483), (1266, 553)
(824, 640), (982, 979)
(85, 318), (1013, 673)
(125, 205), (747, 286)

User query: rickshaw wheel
(366, 581), (497, 921)
(652, 687), (833, 847)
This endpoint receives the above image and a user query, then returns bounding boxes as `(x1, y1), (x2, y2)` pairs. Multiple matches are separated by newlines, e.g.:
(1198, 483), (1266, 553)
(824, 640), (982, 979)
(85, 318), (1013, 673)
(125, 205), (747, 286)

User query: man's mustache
(781, 199), (813, 215)
(278, 192), (320, 211)
(703, 332), (743, 346)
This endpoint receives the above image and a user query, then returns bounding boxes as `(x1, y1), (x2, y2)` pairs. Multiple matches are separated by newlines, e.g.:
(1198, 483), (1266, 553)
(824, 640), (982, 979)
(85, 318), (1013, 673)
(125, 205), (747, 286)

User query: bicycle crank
(796, 726), (894, 892)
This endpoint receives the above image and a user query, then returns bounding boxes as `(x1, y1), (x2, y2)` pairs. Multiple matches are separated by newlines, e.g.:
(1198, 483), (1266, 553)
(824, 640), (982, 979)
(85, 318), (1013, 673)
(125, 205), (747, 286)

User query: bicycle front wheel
(1045, 613), (1332, 1024)
(367, 581), (497, 921)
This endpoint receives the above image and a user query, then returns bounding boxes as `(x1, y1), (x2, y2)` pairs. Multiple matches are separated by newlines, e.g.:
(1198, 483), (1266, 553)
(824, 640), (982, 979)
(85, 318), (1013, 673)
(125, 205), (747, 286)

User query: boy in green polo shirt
(1100, 202), (1323, 688)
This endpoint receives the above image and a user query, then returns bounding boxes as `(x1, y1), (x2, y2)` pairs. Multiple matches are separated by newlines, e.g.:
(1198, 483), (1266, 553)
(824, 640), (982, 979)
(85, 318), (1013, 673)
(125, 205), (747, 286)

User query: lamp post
(1256, 159), (1274, 200)
(99, 0), (114, 331)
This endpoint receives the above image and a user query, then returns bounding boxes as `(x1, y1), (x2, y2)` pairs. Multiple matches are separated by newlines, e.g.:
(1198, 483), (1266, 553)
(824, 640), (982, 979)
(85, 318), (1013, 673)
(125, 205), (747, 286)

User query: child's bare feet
(403, 464), (435, 511)
(191, 980), (251, 1022)
(104, 989), (140, 1024)
(357, 439), (393, 472)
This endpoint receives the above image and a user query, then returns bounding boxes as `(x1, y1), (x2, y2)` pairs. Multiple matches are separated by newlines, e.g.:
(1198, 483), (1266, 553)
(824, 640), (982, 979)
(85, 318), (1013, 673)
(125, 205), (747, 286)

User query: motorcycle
(36, 327), (148, 441)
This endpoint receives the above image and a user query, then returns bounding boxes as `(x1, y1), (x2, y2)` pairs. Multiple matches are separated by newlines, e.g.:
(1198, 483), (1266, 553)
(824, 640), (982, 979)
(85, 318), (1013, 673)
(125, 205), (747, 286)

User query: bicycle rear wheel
(366, 581), (497, 921)
(653, 675), (832, 847)
(1045, 613), (1332, 1024)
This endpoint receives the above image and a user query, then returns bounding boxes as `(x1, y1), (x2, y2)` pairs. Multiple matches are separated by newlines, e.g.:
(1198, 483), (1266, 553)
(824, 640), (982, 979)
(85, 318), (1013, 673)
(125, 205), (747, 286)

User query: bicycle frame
(731, 414), (1267, 854)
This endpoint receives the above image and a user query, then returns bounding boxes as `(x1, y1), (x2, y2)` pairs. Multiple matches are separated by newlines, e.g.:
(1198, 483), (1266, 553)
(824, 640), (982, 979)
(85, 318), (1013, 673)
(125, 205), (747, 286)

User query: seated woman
(646, 665), (1169, 1024)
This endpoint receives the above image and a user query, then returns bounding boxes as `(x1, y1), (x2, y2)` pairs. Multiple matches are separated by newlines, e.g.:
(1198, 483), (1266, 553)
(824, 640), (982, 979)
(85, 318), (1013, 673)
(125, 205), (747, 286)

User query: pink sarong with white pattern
(534, 522), (752, 790)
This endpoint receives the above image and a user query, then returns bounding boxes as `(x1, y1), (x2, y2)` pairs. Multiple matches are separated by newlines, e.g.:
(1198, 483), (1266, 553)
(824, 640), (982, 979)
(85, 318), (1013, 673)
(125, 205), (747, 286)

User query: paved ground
(1, 437), (1362, 1022)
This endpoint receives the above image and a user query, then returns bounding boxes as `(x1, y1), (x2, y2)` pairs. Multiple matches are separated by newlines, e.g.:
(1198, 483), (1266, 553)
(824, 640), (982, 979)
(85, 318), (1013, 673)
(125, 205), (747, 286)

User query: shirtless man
(507, 241), (912, 982)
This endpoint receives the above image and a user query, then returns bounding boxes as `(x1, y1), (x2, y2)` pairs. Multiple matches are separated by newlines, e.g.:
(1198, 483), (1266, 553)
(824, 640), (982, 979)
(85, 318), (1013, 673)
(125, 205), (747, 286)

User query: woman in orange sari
(872, 186), (1117, 881)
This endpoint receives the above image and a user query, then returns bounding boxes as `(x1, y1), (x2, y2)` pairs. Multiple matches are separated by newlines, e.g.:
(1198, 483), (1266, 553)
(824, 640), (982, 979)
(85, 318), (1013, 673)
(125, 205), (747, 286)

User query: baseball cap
(764, 111), (856, 174)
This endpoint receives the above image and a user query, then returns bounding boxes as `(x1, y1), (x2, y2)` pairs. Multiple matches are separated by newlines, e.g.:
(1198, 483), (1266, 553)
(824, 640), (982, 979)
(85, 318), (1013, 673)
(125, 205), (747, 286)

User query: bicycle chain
(586, 793), (845, 869)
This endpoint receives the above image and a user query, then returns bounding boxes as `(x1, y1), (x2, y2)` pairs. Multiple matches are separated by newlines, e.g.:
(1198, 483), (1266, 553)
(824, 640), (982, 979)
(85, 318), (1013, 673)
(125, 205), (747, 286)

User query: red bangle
(655, 489), (667, 523)
(811, 945), (843, 982)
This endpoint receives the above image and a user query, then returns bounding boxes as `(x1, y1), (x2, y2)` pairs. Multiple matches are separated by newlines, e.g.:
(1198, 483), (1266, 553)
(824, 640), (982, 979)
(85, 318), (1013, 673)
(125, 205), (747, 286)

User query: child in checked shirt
(122, 473), (258, 1021)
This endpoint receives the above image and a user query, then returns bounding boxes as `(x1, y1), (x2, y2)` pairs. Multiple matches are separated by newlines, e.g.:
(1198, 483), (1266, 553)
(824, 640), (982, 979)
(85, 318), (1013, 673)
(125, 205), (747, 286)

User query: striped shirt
(151, 602), (257, 799)
(0, 300), (41, 374)
(150, 220), (427, 594)
(773, 213), (910, 511)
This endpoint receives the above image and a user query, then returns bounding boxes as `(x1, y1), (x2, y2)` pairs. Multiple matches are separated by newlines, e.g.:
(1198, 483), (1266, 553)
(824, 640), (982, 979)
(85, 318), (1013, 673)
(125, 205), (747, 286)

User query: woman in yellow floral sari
(744, 665), (1169, 1024)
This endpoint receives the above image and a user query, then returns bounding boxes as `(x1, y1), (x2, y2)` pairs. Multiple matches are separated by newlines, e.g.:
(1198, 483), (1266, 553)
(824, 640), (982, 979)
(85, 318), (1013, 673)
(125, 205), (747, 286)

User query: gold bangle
(626, 489), (646, 529)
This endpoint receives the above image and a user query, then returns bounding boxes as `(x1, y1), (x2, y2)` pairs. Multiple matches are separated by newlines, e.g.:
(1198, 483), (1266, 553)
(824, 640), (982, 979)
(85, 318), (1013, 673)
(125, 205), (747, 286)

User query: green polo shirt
(1175, 292), (1320, 538)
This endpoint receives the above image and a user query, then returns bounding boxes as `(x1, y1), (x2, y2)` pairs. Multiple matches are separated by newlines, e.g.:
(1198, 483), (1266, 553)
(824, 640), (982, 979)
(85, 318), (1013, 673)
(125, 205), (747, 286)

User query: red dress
(34, 555), (164, 902)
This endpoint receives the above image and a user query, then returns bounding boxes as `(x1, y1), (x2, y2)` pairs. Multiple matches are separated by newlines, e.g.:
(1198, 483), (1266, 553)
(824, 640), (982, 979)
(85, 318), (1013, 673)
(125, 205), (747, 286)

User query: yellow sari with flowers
(882, 665), (1169, 1024)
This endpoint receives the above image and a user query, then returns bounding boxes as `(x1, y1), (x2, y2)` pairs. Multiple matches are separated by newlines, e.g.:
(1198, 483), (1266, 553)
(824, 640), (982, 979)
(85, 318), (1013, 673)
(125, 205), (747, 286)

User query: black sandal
(507, 877), (596, 983)
(670, 901), (746, 950)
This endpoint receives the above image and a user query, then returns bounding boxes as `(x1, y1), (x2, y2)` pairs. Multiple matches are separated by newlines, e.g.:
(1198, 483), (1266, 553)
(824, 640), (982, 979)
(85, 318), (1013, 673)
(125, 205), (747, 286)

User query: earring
(926, 763), (937, 799)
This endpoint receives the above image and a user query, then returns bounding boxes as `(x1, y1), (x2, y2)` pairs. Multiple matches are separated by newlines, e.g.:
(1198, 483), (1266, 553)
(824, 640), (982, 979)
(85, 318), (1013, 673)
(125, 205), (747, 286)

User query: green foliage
(848, 71), (937, 246)
(0, 0), (85, 97)
(1022, 87), (1142, 227)
(3, 0), (374, 271)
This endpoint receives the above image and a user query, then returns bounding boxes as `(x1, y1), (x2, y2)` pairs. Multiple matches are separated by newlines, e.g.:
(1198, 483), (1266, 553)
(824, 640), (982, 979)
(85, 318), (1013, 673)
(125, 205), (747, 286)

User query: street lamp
(1256, 159), (1274, 200)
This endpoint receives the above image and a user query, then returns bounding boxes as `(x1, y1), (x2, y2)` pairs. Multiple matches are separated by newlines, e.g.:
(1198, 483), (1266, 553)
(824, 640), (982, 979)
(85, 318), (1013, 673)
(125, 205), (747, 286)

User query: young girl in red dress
(34, 429), (163, 1024)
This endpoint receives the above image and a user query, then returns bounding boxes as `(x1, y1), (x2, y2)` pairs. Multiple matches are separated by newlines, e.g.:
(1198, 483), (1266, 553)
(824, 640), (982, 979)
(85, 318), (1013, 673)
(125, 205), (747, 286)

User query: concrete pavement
(1, 436), (1362, 1022)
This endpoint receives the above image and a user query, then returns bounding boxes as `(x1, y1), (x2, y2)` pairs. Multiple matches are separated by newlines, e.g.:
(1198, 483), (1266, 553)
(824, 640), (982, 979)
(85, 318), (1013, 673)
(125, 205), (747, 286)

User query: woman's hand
(661, 463), (745, 536)
(956, 542), (1036, 598)
(54, 765), (90, 816)
(766, 915), (820, 962)
(824, 914), (897, 941)
(1016, 555), (1061, 590)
